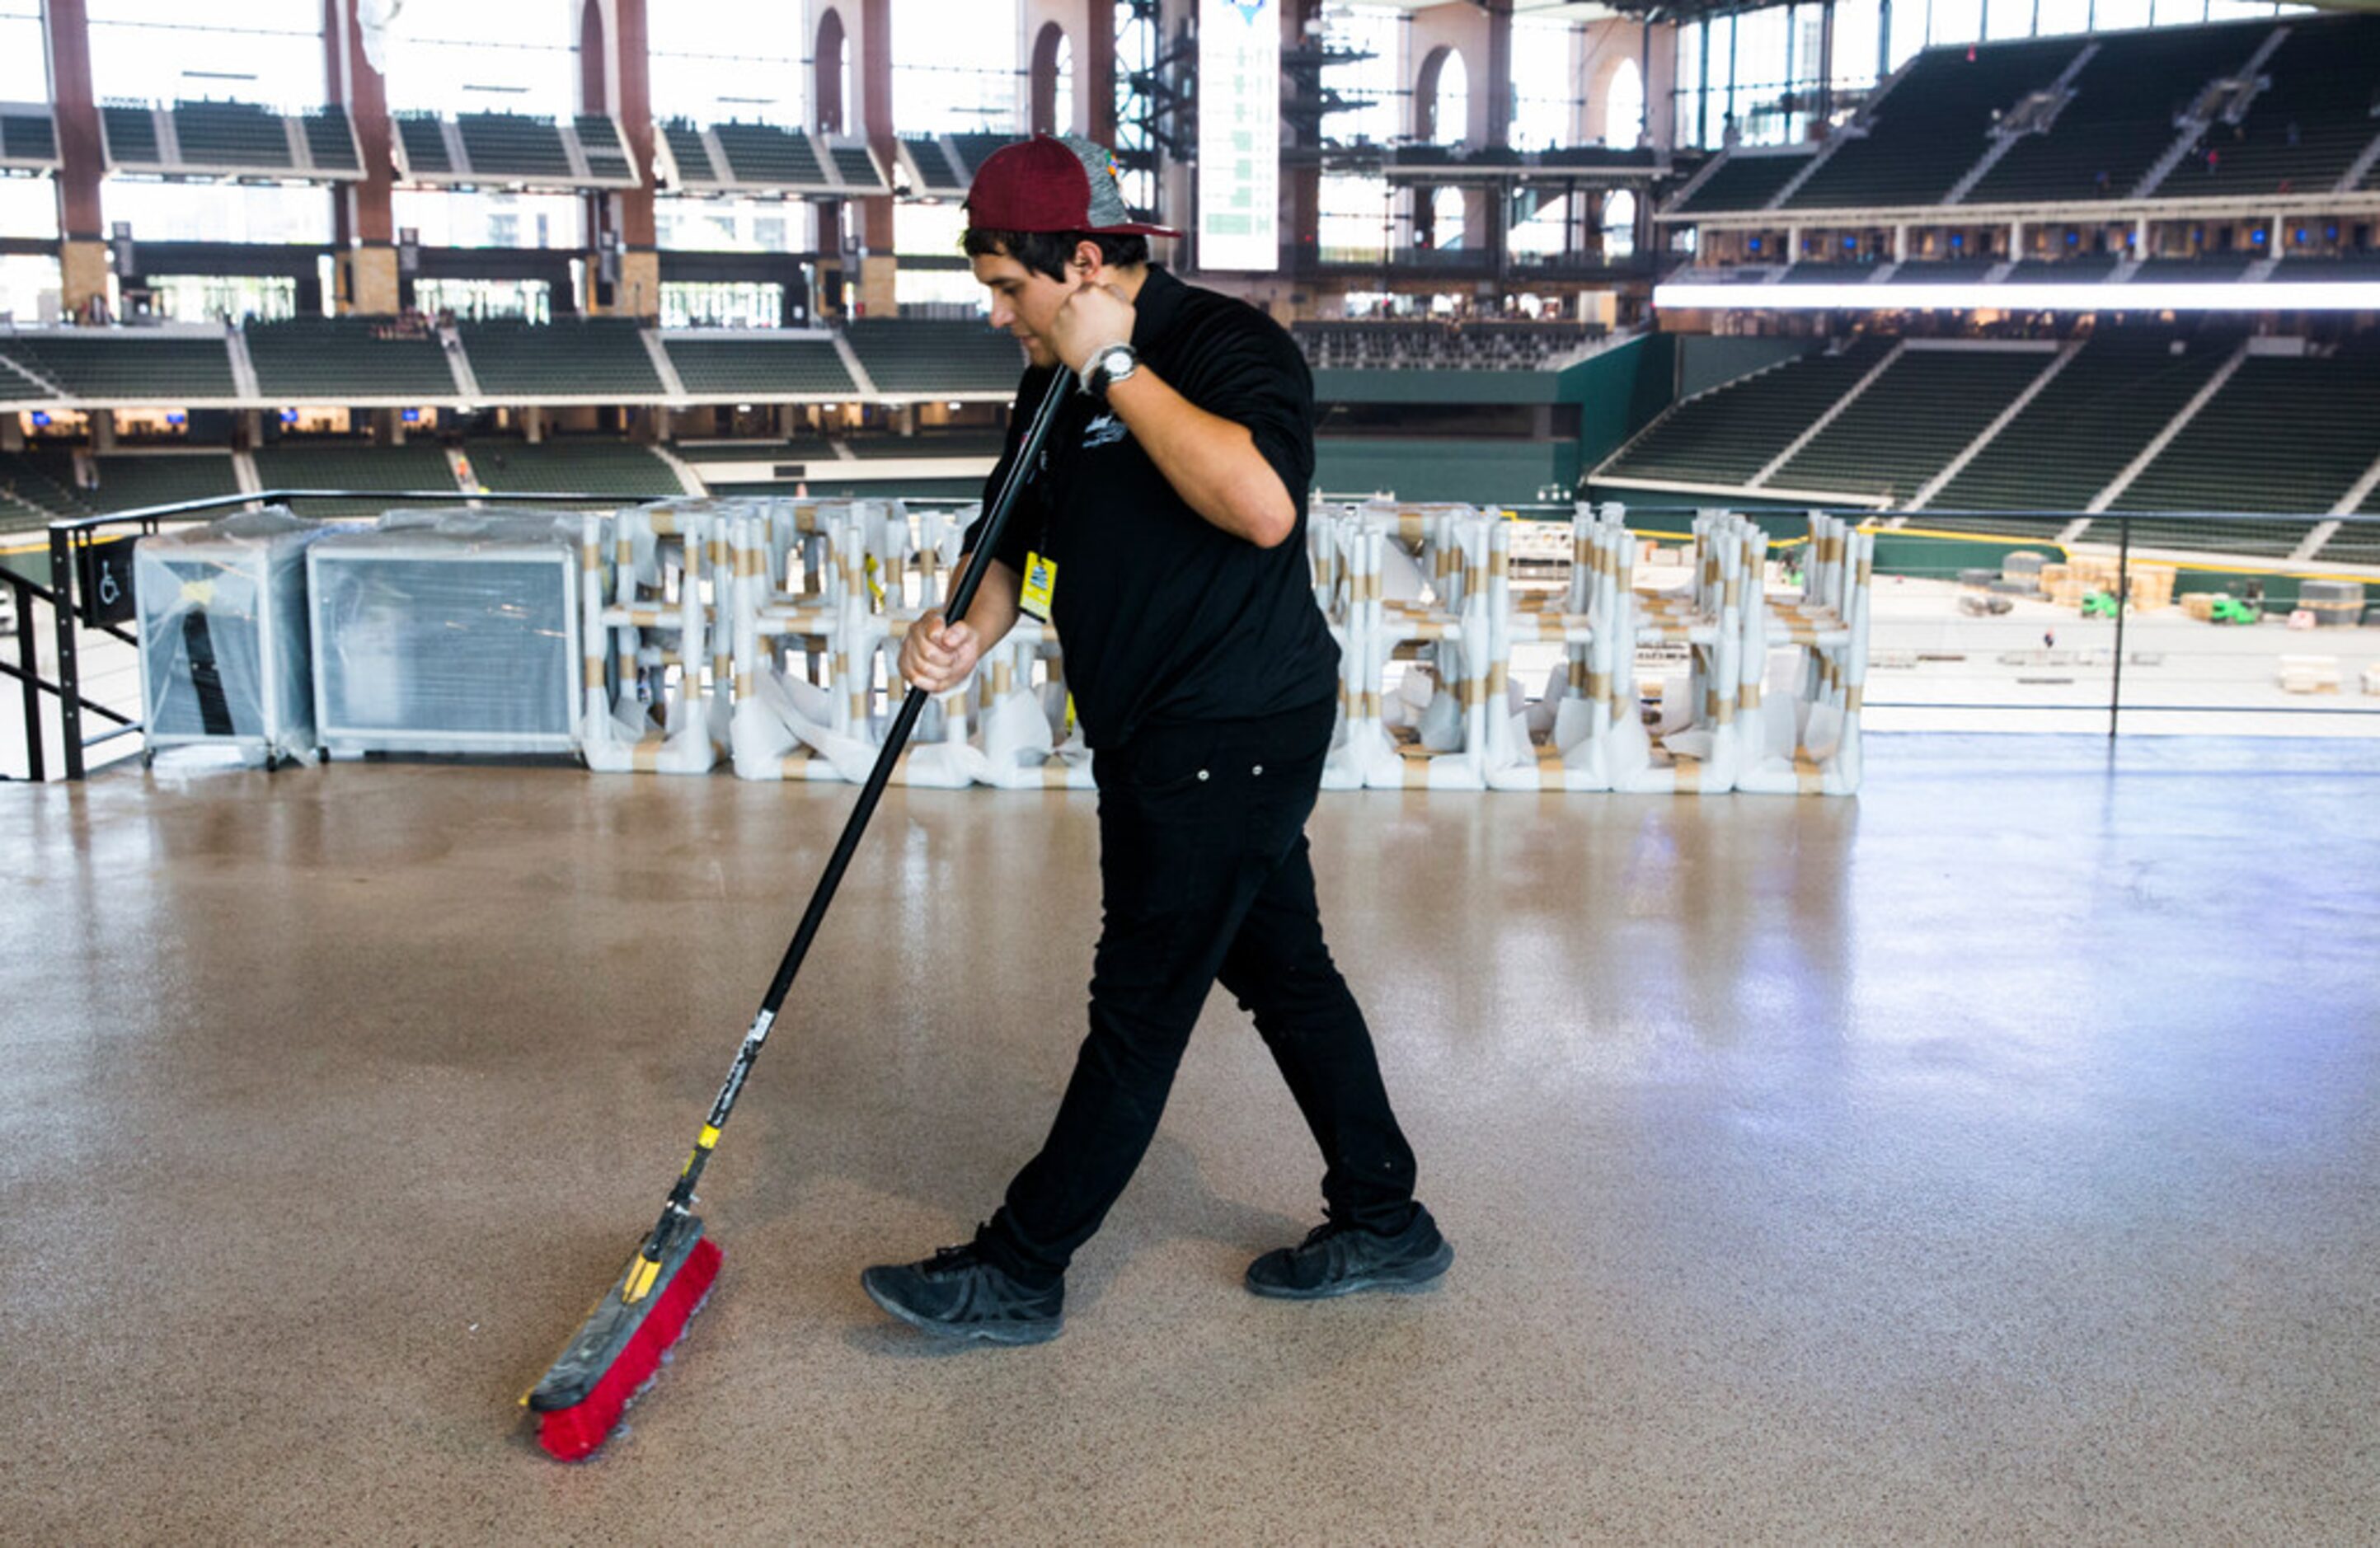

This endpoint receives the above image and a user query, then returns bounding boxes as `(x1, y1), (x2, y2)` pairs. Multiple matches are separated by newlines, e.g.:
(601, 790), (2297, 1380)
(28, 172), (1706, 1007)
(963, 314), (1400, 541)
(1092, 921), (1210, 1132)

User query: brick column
(327, 0), (401, 315)
(45, 0), (108, 320)
(858, 0), (898, 318)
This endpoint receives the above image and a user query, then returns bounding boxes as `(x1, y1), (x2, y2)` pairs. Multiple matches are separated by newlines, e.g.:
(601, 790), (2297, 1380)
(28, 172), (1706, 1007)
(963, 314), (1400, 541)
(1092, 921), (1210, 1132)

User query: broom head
(525, 1210), (722, 1461)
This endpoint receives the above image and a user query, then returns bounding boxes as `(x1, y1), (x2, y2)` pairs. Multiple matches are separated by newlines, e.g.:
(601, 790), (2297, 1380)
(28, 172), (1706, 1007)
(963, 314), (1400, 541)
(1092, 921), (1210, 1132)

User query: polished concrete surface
(4, 736), (2376, 1543)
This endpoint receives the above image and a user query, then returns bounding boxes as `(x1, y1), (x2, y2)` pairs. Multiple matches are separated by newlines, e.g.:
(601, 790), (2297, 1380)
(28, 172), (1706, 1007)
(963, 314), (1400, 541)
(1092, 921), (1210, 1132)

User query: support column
(584, 0), (660, 318)
(92, 409), (116, 453)
(2008, 218), (2024, 260)
(1893, 224), (1908, 261)
(45, 0), (108, 321)
(858, 0), (898, 319)
(328, 0), (399, 314)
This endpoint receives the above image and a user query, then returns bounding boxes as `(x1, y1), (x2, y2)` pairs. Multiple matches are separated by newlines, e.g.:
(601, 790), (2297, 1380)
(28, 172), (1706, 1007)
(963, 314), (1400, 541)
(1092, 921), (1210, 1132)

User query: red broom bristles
(535, 1236), (725, 1462)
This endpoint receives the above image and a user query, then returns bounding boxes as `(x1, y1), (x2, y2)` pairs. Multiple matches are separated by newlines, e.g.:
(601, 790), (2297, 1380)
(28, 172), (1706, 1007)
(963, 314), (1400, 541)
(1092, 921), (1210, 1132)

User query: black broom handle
(644, 368), (1073, 1247)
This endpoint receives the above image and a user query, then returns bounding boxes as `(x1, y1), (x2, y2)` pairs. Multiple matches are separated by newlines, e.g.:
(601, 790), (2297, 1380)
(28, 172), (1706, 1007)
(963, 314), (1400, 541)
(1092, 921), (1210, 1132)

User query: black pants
(979, 697), (1420, 1286)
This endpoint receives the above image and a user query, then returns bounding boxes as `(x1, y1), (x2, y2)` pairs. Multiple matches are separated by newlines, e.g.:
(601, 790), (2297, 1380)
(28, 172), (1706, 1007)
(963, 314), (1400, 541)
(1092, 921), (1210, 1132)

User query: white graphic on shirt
(1082, 412), (1130, 449)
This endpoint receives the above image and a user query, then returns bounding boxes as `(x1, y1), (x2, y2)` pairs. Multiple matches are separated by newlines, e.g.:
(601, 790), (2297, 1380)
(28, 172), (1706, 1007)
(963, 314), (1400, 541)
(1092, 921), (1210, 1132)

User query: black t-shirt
(963, 265), (1338, 749)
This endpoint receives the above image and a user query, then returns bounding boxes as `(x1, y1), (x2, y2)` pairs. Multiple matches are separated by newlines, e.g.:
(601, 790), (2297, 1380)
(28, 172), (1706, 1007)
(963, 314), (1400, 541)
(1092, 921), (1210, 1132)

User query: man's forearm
(945, 556), (1024, 647)
(1101, 369), (1297, 549)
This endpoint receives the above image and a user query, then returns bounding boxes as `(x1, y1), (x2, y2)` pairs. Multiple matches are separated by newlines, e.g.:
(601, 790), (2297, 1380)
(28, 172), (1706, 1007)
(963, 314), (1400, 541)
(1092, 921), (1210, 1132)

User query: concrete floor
(3, 735), (2376, 1543)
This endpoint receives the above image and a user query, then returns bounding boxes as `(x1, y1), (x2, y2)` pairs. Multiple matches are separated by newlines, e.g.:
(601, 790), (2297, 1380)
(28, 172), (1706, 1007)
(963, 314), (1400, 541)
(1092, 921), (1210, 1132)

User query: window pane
(1510, 19), (1573, 149)
(390, 188), (583, 249)
(2035, 0), (2096, 36)
(104, 179), (331, 243)
(0, 176), (55, 240)
(87, 1), (324, 110)
(0, 2), (48, 101)
(892, 0), (1017, 134)
(1321, 3), (1408, 148)
(650, 0), (805, 125)
(2093, 0), (2154, 30)
(1830, 0), (1881, 95)
(381, 0), (576, 118)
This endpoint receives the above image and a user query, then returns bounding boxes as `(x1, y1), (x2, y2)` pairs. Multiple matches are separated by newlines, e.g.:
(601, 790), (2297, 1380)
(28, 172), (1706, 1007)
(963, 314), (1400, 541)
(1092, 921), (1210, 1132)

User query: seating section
(672, 437), (840, 465)
(2135, 253), (2256, 279)
(2008, 253), (2120, 279)
(829, 145), (886, 191)
(2196, 16), (2380, 198)
(101, 104), (160, 165)
(575, 115), (631, 180)
(1969, 23), (2267, 204)
(661, 120), (718, 184)
(1599, 336), (1894, 488)
(302, 110), (359, 171)
(1771, 347), (2052, 501)
(1786, 37), (2082, 209)
(84, 453), (244, 515)
(713, 122), (826, 185)
(394, 114), (451, 174)
(247, 317), (458, 400)
(465, 439), (683, 499)
(0, 333), (236, 399)
(2113, 353), (2380, 516)
(171, 101), (292, 169)
(0, 110), (55, 162)
(251, 441), (458, 516)
(664, 336), (856, 395)
(1931, 334), (2235, 511)
(949, 134), (1010, 176)
(843, 320), (1024, 393)
(1294, 320), (1606, 371)
(0, 451), (89, 524)
(2270, 255), (2380, 282)
(459, 319), (662, 397)
(844, 431), (1007, 460)
(1888, 259), (2000, 283)
(904, 136), (965, 192)
(458, 113), (573, 179)
(1674, 152), (1810, 213)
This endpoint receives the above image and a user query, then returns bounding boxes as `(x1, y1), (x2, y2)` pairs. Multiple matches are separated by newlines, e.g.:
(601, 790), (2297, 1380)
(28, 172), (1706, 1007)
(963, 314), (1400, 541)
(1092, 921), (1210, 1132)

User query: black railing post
(48, 524), (82, 781)
(10, 573), (40, 782)
(2110, 514), (2131, 740)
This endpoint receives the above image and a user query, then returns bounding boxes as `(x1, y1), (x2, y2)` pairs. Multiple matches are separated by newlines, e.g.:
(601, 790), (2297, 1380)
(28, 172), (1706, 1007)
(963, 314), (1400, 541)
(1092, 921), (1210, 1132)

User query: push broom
(524, 367), (1075, 1461)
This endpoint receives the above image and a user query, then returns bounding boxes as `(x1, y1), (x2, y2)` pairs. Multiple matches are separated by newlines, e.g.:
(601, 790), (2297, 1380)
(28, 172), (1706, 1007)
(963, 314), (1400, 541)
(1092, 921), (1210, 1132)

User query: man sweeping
(866, 134), (1451, 1343)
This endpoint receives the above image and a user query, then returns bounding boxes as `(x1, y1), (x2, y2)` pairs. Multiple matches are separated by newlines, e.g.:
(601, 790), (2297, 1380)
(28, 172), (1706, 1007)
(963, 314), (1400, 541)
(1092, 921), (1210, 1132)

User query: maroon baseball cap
(965, 134), (1181, 238)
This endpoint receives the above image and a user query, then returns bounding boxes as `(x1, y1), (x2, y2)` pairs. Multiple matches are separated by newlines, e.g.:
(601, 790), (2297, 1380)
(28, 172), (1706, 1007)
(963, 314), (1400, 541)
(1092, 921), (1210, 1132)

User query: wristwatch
(1080, 341), (1139, 399)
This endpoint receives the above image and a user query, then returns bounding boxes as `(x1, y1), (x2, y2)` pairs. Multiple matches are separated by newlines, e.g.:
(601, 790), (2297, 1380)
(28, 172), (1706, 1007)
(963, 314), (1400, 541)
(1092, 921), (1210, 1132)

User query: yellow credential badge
(1020, 551), (1058, 622)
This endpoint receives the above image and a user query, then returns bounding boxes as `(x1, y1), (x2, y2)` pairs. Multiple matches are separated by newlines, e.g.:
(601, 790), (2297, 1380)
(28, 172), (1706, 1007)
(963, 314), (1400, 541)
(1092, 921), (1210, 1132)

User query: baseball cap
(964, 134), (1181, 238)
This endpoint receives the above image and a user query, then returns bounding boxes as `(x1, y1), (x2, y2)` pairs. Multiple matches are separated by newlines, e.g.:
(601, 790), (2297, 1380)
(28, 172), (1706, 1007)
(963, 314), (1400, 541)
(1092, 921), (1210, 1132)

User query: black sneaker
(861, 1241), (1065, 1344)
(1245, 1207), (1454, 1300)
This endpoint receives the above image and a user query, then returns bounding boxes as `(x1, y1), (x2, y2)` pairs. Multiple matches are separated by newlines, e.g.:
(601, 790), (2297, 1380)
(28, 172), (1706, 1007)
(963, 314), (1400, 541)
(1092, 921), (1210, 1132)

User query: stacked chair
(557, 493), (1869, 797)
(579, 500), (733, 774)
(1734, 511), (1874, 795)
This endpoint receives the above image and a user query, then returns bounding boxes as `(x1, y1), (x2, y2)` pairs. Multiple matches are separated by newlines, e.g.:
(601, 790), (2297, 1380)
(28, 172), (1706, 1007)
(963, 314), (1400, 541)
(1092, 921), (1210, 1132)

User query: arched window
(1417, 45), (1467, 145)
(1602, 190), (1636, 259)
(1431, 185), (1467, 250)
(1030, 23), (1068, 135)
(815, 8), (848, 134)
(1604, 58), (1645, 148)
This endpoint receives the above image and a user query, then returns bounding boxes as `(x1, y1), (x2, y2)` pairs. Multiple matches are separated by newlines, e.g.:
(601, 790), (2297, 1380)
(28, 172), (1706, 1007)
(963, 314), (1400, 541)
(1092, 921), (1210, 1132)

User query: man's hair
(960, 228), (1149, 282)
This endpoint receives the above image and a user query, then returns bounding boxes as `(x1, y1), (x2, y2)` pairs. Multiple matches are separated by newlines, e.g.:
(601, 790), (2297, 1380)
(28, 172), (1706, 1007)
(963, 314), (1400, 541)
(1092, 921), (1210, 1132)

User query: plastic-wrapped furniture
(1597, 509), (1753, 795)
(579, 500), (729, 774)
(135, 508), (335, 766)
(308, 509), (584, 756)
(1735, 511), (1872, 795)
(1483, 504), (1607, 790)
(1345, 503), (1495, 790)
